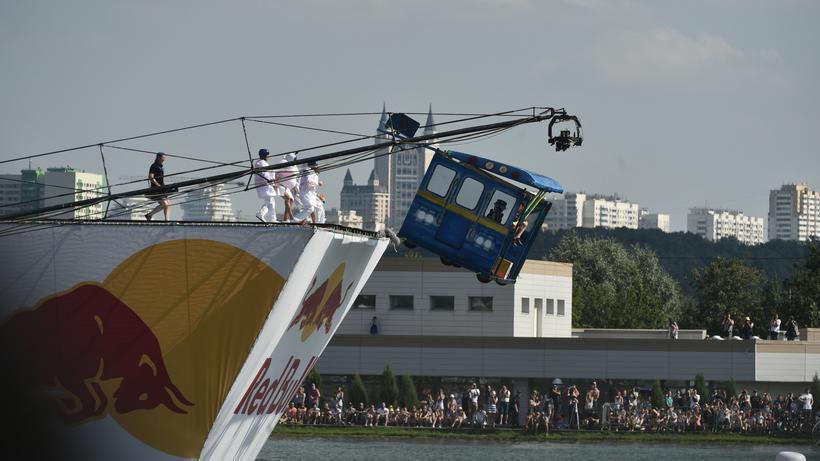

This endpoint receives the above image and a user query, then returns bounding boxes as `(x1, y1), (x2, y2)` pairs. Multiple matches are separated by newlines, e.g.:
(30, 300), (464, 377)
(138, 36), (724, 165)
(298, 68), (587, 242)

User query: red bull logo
(1, 238), (287, 458)
(288, 263), (354, 342)
(1, 283), (193, 424)
(233, 355), (317, 416)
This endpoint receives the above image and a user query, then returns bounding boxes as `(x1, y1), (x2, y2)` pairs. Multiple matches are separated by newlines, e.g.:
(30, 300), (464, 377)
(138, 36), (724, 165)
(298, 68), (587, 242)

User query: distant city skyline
(1, 2), (818, 232)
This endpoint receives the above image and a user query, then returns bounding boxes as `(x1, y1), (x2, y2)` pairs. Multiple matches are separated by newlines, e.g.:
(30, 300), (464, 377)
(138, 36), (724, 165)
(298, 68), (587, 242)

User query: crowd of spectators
(278, 380), (816, 437)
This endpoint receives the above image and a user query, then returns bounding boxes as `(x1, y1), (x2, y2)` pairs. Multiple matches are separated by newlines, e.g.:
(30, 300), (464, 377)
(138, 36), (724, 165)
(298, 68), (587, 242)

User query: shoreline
(270, 424), (812, 445)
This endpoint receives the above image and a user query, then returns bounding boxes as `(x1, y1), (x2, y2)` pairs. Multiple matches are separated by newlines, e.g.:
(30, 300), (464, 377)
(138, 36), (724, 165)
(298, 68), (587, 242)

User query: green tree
(651, 380), (665, 409)
(812, 374), (820, 404)
(725, 377), (738, 399)
(694, 372), (708, 401)
(782, 239), (820, 327)
(397, 375), (419, 408)
(691, 258), (766, 336)
(549, 234), (682, 329)
(349, 374), (368, 406)
(380, 364), (399, 405)
(306, 366), (322, 392)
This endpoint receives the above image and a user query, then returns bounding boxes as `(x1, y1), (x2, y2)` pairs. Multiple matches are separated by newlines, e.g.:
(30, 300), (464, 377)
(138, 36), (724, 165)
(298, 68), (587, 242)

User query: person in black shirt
(145, 152), (170, 221)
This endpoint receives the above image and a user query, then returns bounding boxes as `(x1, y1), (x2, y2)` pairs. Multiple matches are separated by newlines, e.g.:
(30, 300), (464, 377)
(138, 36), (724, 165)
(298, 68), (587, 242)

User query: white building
(374, 104), (438, 230)
(106, 197), (152, 220)
(768, 183), (820, 241)
(544, 192), (586, 231)
(180, 182), (238, 222)
(42, 167), (106, 219)
(639, 211), (671, 232)
(325, 208), (364, 229)
(339, 169), (389, 231)
(687, 207), (765, 245)
(338, 257), (573, 338)
(582, 195), (640, 229)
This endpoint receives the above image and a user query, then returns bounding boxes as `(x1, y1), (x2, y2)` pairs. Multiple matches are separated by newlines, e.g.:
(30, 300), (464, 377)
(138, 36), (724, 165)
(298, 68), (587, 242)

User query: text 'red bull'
(234, 355), (317, 416)
(0, 284), (193, 423)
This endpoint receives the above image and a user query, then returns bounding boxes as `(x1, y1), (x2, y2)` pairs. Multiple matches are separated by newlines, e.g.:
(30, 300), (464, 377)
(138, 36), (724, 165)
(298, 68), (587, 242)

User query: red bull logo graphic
(1, 283), (193, 423)
(288, 263), (354, 342)
(1, 239), (286, 458)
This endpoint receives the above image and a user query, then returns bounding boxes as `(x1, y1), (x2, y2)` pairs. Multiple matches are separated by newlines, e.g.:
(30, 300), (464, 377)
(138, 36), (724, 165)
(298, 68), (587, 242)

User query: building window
(430, 296), (455, 311)
(521, 297), (529, 314)
(468, 296), (493, 312)
(456, 177), (484, 211)
(353, 294), (376, 309)
(389, 295), (414, 310)
(557, 299), (565, 316)
(534, 298), (542, 313)
(546, 299), (554, 315)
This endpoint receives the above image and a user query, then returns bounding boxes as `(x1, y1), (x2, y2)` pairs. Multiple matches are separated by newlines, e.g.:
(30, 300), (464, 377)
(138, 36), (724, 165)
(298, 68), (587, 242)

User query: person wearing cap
(276, 152), (300, 221)
(253, 148), (279, 223)
(486, 199), (507, 223)
(145, 152), (170, 221)
(741, 316), (754, 340)
(293, 160), (324, 223)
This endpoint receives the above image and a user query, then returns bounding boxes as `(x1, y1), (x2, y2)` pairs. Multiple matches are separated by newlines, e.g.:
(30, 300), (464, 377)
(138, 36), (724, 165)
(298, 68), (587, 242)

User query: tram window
(484, 190), (516, 225)
(426, 164), (456, 198)
(455, 177), (484, 210)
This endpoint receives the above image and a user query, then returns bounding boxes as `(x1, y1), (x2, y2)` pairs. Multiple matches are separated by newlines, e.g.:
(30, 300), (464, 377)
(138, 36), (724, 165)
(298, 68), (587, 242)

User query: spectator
(369, 316), (379, 335)
(741, 317), (754, 340)
(799, 388), (813, 421)
(770, 313), (781, 340)
(510, 390), (521, 427)
(785, 316), (799, 341)
(668, 319), (679, 340)
(722, 312), (734, 339)
(498, 385), (511, 425)
(468, 383), (481, 418)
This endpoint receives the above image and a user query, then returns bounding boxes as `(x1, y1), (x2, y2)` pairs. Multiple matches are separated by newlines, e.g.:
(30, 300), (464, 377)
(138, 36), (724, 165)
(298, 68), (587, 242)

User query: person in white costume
(253, 148), (278, 222)
(293, 160), (324, 223)
(276, 152), (300, 222)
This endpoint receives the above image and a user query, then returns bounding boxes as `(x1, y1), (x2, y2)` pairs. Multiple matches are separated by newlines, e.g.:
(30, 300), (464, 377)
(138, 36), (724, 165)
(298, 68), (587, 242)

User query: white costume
(276, 153), (300, 199)
(293, 165), (323, 223)
(253, 157), (278, 222)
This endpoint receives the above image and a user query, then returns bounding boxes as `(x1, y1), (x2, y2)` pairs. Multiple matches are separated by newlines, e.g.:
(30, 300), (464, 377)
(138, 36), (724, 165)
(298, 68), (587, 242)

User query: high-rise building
(582, 195), (640, 229)
(687, 207), (765, 245)
(768, 183), (820, 241)
(107, 197), (152, 220)
(339, 169), (389, 231)
(544, 192), (586, 231)
(639, 210), (671, 233)
(373, 104), (438, 230)
(180, 182), (238, 222)
(42, 167), (106, 219)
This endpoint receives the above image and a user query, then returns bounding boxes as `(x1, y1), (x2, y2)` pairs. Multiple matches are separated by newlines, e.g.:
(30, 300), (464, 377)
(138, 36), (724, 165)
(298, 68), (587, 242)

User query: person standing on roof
(253, 148), (278, 223)
(145, 152), (170, 221)
(276, 152), (300, 222)
(294, 160), (323, 224)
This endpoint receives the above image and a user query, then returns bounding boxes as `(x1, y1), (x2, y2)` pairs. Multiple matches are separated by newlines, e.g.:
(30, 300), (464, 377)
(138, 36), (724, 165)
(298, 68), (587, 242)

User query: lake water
(259, 437), (816, 461)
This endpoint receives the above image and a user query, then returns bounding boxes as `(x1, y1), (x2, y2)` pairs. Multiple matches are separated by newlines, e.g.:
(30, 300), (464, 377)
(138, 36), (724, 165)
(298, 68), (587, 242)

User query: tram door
(434, 175), (485, 249)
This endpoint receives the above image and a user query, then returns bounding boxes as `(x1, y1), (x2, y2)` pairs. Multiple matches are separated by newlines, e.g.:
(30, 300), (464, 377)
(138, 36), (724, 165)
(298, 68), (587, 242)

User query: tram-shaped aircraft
(398, 150), (564, 285)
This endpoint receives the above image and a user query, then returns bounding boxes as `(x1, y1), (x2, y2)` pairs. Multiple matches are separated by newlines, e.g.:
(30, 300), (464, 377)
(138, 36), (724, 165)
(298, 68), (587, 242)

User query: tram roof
(446, 150), (564, 194)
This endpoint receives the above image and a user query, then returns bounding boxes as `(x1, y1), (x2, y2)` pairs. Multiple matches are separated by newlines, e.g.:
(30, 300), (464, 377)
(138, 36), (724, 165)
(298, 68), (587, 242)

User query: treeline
(541, 229), (820, 335)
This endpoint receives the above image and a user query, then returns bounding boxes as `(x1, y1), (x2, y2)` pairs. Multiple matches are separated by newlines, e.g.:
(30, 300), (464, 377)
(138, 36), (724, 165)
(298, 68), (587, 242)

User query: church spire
(423, 103), (436, 136)
(377, 101), (388, 134)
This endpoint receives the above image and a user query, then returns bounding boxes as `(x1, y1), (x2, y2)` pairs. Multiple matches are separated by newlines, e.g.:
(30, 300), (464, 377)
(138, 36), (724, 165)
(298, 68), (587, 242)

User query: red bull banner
(0, 222), (387, 461)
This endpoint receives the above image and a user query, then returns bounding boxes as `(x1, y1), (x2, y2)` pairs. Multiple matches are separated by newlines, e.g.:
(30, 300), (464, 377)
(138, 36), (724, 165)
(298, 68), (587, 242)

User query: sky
(1, 0), (818, 231)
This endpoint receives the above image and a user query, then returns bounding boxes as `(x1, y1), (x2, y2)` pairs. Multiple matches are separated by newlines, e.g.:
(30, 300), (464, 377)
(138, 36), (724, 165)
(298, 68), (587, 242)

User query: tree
(380, 364), (399, 406)
(781, 239), (820, 327)
(349, 374), (368, 406)
(812, 374), (820, 404)
(306, 366), (323, 392)
(691, 258), (766, 336)
(694, 372), (708, 401)
(397, 375), (419, 408)
(549, 234), (682, 329)
(725, 377), (738, 399)
(651, 380), (665, 409)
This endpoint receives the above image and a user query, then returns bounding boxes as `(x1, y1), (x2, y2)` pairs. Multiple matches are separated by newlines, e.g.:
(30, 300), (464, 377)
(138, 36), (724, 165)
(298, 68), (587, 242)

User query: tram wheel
(440, 257), (452, 266)
(476, 273), (492, 284)
(404, 240), (416, 249)
(495, 279), (510, 286)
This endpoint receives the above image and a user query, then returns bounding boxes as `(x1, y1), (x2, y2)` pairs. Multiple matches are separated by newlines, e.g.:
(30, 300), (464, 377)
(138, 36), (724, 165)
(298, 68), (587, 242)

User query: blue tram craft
(398, 150), (563, 284)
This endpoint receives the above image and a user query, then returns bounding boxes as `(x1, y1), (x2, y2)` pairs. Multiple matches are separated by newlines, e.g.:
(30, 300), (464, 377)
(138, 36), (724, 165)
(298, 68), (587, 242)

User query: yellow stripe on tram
(417, 190), (445, 206)
(418, 190), (509, 235)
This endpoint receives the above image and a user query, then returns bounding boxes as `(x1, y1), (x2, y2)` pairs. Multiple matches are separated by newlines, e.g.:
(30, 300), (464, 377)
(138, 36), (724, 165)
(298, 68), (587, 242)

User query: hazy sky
(2, 0), (818, 231)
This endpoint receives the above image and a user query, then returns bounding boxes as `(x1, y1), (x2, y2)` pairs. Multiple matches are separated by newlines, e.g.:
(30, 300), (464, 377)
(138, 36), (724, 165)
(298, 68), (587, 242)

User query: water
(258, 437), (816, 461)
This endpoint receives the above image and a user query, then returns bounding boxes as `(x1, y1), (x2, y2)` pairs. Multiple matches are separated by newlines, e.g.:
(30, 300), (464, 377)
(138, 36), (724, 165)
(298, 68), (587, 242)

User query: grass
(271, 424), (811, 446)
